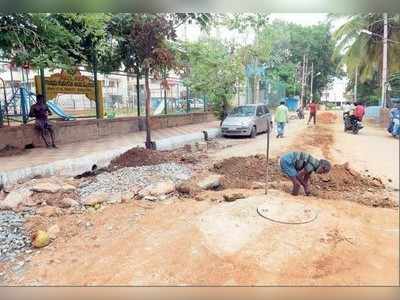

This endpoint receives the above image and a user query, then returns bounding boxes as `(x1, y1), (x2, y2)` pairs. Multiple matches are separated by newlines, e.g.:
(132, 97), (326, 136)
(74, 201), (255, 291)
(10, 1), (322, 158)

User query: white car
(221, 104), (273, 138)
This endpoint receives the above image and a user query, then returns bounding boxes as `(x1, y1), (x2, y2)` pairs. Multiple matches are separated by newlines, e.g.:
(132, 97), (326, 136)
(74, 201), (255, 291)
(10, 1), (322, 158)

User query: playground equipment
(46, 100), (75, 121)
(153, 99), (166, 115)
(0, 86), (35, 125)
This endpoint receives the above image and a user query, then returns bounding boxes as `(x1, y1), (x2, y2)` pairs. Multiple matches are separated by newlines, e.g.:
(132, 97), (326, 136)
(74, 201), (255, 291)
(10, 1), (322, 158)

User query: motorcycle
(296, 108), (304, 119)
(344, 114), (363, 134)
(388, 118), (400, 137)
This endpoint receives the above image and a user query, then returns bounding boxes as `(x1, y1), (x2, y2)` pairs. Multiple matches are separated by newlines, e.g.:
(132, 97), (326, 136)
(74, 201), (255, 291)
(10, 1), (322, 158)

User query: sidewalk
(0, 121), (220, 187)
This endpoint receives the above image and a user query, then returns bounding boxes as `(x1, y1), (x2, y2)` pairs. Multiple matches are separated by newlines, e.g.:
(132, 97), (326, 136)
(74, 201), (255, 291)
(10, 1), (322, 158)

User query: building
(321, 78), (349, 107)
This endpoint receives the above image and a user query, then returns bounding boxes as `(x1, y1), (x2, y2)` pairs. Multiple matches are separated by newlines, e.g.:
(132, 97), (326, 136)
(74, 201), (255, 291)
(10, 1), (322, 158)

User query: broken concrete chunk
(31, 182), (61, 194)
(81, 192), (108, 206)
(0, 188), (33, 210)
(198, 175), (223, 190)
(144, 196), (158, 202)
(138, 181), (175, 198)
(176, 180), (201, 195)
(37, 206), (62, 217)
(58, 197), (79, 208)
(223, 193), (245, 202)
(47, 224), (60, 240)
(61, 184), (76, 193)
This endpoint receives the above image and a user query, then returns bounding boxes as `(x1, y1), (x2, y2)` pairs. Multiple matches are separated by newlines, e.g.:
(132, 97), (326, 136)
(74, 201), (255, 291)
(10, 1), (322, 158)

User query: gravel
(79, 163), (192, 198)
(0, 211), (31, 261)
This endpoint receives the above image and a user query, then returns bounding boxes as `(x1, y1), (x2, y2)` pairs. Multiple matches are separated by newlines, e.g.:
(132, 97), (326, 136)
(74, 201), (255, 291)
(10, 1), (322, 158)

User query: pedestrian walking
(307, 100), (318, 125)
(274, 101), (289, 138)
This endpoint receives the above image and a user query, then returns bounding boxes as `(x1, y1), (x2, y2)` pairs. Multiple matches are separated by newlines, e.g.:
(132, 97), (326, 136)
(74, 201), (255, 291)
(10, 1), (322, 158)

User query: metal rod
(381, 12), (388, 108)
(0, 76), (6, 127)
(265, 128), (270, 195)
(39, 67), (47, 102)
(92, 52), (100, 119)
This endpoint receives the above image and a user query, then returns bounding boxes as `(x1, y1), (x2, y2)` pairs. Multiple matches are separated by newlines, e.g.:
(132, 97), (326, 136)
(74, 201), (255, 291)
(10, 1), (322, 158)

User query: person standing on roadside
(274, 100), (289, 138)
(307, 100), (318, 125)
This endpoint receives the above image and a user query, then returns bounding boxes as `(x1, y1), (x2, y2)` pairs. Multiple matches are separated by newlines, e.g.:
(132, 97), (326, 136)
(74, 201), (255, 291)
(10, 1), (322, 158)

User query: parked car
(221, 104), (272, 138)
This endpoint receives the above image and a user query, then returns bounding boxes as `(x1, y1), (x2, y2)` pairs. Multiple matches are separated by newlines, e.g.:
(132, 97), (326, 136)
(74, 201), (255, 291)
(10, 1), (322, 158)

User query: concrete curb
(0, 128), (221, 188)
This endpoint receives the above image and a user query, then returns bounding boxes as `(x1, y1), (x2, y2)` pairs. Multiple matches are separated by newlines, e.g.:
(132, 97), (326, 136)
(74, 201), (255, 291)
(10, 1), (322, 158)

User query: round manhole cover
(257, 200), (318, 224)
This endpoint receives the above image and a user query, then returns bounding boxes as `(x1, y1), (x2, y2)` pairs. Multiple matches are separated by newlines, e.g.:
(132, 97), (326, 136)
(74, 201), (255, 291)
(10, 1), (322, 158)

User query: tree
(179, 39), (244, 119)
(107, 13), (214, 117)
(333, 14), (400, 104)
(0, 13), (79, 69)
(127, 14), (177, 149)
(334, 14), (400, 84)
(254, 20), (340, 101)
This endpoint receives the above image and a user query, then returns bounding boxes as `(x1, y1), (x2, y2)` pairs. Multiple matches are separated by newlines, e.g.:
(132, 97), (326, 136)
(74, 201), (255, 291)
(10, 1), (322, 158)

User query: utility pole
(354, 66), (358, 102)
(381, 12), (388, 108)
(310, 62), (314, 101)
(300, 54), (306, 108)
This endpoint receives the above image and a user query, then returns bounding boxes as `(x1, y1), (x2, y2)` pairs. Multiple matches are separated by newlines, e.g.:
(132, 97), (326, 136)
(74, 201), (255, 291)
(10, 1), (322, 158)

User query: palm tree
(333, 14), (400, 84)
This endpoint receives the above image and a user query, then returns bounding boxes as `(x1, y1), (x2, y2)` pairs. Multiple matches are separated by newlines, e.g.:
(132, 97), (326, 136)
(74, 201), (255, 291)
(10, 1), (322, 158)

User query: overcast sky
(176, 13), (344, 44)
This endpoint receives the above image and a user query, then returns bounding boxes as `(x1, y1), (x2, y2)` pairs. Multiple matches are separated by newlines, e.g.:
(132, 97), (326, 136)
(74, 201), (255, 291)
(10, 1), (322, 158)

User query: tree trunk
(92, 53), (100, 119)
(144, 69), (153, 149)
(39, 67), (47, 103)
(136, 68), (141, 117)
(163, 76), (167, 115)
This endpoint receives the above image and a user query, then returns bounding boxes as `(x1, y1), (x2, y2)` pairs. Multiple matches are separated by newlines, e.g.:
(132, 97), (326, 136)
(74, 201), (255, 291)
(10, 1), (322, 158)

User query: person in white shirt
(343, 102), (355, 118)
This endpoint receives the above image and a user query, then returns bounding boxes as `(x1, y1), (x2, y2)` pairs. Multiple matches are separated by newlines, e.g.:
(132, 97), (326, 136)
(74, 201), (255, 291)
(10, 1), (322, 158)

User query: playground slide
(47, 101), (75, 121)
(153, 101), (165, 115)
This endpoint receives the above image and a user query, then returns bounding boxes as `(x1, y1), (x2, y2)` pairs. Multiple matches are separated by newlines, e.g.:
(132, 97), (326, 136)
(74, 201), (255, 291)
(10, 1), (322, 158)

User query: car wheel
(250, 126), (257, 138)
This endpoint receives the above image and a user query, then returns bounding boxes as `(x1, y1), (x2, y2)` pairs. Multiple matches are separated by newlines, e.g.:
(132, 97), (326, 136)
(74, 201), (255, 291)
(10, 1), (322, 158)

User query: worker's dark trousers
(308, 112), (316, 125)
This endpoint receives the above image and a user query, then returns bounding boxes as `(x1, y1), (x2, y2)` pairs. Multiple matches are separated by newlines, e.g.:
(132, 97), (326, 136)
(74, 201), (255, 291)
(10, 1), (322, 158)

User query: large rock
(61, 184), (76, 193)
(37, 206), (62, 217)
(223, 192), (245, 202)
(176, 180), (201, 195)
(58, 197), (80, 208)
(47, 224), (60, 240)
(138, 181), (175, 198)
(81, 192), (108, 206)
(31, 182), (61, 194)
(198, 175), (223, 190)
(0, 188), (33, 210)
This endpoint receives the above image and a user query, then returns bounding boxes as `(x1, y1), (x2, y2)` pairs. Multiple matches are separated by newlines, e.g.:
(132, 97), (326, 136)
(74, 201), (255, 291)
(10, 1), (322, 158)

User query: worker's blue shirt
(280, 151), (320, 177)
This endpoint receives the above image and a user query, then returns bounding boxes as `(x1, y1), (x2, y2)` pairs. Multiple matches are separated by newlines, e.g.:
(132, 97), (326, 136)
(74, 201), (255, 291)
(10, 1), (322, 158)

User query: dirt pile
(0, 145), (25, 157)
(318, 112), (338, 124)
(312, 163), (385, 193)
(212, 155), (395, 208)
(212, 155), (285, 188)
(110, 147), (202, 168)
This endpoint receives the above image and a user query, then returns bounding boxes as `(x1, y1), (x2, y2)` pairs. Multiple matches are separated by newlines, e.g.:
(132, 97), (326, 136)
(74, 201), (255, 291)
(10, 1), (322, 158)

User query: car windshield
(229, 106), (256, 117)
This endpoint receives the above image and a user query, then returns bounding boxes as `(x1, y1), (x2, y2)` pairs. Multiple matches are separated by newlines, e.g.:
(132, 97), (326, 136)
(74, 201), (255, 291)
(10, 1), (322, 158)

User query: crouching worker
(280, 151), (331, 196)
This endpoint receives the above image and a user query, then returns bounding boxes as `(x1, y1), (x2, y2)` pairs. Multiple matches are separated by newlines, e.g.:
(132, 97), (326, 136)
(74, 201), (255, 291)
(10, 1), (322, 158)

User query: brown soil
(212, 155), (395, 208)
(212, 155), (285, 189)
(0, 145), (25, 157)
(110, 146), (204, 168)
(318, 111), (338, 124)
